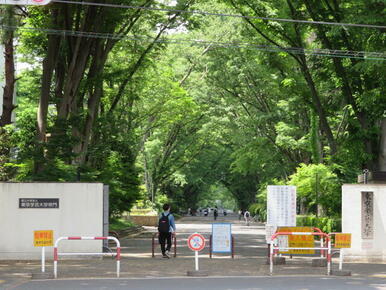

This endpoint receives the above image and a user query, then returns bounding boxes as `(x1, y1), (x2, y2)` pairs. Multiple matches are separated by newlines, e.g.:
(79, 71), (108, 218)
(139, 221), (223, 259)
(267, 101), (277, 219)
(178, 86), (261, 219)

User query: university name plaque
(19, 198), (59, 209)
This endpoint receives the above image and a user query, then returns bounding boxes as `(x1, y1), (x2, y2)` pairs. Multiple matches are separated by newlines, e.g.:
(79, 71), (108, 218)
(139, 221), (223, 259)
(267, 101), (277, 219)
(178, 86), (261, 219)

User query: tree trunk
(378, 119), (386, 171)
(0, 27), (16, 127)
(37, 10), (61, 142)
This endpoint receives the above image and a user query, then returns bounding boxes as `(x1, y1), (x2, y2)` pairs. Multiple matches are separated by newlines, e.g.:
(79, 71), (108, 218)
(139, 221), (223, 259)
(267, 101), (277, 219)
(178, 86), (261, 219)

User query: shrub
(296, 215), (341, 233)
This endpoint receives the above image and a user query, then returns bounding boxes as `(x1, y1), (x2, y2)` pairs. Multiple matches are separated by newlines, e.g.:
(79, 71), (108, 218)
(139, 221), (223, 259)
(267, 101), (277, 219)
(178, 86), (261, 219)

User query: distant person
(223, 209), (227, 216)
(188, 208), (192, 216)
(204, 208), (208, 216)
(244, 210), (251, 226)
(158, 203), (176, 258)
(199, 208), (202, 216)
(238, 210), (243, 221)
(214, 207), (218, 220)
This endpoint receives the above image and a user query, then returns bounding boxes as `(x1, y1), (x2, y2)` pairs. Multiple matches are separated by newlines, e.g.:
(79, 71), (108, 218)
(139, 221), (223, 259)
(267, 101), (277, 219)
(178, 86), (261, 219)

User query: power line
(51, 0), (386, 30)
(2, 25), (386, 61)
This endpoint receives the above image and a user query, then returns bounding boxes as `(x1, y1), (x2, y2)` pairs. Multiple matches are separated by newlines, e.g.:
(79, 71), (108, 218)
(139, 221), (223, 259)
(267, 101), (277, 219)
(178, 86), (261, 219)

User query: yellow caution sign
(335, 233), (351, 248)
(34, 230), (53, 247)
(277, 227), (315, 254)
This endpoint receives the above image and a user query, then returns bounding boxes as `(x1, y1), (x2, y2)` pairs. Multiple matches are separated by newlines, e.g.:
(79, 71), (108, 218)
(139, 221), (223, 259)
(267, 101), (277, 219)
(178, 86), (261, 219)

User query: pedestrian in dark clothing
(158, 203), (176, 258)
(214, 207), (218, 220)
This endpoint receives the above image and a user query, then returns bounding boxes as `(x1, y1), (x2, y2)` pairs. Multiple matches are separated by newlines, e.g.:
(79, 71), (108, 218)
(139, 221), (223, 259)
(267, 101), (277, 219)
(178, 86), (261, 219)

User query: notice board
(212, 223), (232, 253)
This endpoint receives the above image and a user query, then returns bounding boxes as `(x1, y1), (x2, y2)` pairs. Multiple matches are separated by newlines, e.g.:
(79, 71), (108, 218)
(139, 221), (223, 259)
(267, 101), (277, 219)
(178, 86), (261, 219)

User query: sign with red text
(33, 230), (53, 247)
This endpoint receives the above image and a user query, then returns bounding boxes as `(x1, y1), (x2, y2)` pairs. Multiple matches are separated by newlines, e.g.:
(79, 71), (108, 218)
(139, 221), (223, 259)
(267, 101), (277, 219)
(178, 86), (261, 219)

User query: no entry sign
(187, 233), (205, 251)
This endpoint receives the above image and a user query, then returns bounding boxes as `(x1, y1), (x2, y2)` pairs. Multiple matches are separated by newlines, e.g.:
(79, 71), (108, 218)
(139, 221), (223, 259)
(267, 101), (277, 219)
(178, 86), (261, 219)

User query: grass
(109, 218), (136, 231)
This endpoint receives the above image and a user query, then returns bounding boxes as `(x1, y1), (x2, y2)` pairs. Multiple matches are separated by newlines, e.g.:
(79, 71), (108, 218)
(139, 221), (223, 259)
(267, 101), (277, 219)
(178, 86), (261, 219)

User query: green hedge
(296, 215), (341, 233)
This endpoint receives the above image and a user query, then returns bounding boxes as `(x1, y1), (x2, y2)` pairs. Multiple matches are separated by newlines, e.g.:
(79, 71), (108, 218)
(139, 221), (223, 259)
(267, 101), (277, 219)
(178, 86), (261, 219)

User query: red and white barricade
(270, 231), (331, 276)
(54, 236), (121, 278)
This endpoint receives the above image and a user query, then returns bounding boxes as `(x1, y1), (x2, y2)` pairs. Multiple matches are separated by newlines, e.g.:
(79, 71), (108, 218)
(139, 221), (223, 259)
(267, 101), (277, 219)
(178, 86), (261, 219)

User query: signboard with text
(34, 230), (53, 247)
(277, 226), (315, 254)
(335, 233), (351, 248)
(212, 223), (232, 253)
(266, 186), (296, 243)
(267, 185), (297, 227)
(19, 198), (59, 209)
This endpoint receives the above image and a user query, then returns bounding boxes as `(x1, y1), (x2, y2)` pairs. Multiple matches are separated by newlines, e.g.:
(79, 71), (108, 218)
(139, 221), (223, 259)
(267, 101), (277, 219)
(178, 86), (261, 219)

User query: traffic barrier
(53, 236), (121, 278)
(270, 231), (331, 276)
(209, 234), (234, 259)
(151, 232), (177, 258)
(276, 227), (325, 258)
(329, 232), (351, 273)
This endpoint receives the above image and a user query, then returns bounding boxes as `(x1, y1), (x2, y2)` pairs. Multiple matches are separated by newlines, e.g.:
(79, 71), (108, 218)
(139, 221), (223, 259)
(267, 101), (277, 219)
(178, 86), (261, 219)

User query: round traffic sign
(187, 233), (205, 251)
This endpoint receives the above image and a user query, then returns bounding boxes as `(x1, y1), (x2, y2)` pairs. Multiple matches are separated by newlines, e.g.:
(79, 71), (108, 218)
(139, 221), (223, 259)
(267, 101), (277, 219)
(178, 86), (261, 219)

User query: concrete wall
(0, 183), (104, 259)
(342, 184), (386, 262)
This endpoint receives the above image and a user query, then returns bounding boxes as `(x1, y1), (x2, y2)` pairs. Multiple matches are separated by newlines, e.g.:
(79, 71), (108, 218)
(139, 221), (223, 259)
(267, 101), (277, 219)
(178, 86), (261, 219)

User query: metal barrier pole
(54, 236), (120, 278)
(270, 240), (274, 275)
(231, 235), (234, 259)
(152, 233), (156, 258)
(339, 248), (343, 270)
(327, 239), (331, 275)
(173, 233), (177, 258)
(209, 235), (212, 259)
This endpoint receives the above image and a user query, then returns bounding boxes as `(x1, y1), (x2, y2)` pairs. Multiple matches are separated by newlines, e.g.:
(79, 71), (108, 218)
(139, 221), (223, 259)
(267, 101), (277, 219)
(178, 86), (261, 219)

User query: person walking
(244, 210), (251, 226)
(214, 207), (218, 220)
(158, 203), (176, 258)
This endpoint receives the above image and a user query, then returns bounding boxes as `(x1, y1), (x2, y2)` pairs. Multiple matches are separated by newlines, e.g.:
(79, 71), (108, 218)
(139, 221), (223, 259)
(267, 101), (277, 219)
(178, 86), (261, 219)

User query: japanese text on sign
(277, 227), (315, 254)
(34, 230), (53, 247)
(335, 233), (351, 248)
(212, 223), (232, 253)
(19, 198), (59, 209)
(267, 185), (296, 227)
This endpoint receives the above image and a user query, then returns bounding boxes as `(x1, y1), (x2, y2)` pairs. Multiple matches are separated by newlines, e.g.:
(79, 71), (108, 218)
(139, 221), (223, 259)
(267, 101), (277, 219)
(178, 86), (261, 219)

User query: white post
(41, 247), (45, 273)
(320, 237), (324, 257)
(195, 250), (199, 271)
(270, 241), (273, 275)
(327, 239), (331, 275)
(54, 261), (57, 278)
(117, 260), (120, 278)
(339, 248), (344, 271)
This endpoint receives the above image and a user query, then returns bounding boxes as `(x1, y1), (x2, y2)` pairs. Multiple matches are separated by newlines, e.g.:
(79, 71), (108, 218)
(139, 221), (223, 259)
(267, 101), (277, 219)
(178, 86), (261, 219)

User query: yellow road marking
(370, 274), (386, 278)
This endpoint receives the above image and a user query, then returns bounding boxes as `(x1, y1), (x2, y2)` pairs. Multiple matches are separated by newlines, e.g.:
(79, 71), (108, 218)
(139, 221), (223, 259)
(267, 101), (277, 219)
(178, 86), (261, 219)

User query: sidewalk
(2, 215), (386, 289)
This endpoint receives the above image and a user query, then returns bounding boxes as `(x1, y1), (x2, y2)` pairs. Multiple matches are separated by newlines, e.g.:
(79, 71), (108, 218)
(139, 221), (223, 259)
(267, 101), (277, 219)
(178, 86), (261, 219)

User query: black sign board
(19, 198), (59, 209)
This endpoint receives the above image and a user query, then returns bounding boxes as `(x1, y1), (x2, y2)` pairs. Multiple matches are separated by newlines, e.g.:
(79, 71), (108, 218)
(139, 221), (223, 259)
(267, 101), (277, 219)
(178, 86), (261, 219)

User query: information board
(335, 233), (351, 248)
(34, 230), (53, 247)
(212, 223), (232, 253)
(267, 185), (296, 226)
(277, 226), (315, 254)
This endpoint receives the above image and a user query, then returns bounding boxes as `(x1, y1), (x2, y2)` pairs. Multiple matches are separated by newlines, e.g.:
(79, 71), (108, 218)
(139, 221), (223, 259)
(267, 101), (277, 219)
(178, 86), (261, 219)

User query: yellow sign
(277, 227), (315, 254)
(33, 230), (53, 247)
(335, 233), (351, 248)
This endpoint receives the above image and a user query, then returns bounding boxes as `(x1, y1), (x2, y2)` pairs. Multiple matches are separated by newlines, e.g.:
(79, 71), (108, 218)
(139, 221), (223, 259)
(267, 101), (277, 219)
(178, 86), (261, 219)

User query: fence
(270, 231), (331, 275)
(54, 236), (121, 278)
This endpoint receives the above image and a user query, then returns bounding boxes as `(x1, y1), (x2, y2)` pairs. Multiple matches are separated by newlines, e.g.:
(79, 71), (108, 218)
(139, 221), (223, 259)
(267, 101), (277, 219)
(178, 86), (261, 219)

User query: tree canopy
(0, 0), (385, 217)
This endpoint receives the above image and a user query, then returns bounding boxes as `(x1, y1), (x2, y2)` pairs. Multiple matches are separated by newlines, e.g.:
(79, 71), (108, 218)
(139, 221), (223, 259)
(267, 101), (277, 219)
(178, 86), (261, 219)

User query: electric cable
(1, 24), (385, 61)
(51, 0), (386, 30)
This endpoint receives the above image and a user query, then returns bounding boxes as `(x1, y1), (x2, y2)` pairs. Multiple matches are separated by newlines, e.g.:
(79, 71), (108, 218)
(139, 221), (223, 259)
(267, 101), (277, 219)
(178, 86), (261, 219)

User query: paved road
(11, 276), (386, 290)
(3, 214), (386, 289)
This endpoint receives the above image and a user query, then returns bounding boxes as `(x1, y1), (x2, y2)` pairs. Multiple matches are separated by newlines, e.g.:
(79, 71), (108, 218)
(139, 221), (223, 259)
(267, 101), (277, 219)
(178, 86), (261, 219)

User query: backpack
(158, 213), (170, 233)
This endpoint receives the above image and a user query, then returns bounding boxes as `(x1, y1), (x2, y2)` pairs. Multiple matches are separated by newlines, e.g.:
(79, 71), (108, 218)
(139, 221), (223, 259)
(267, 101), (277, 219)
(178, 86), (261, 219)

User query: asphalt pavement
(2, 214), (386, 289)
(11, 276), (386, 290)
